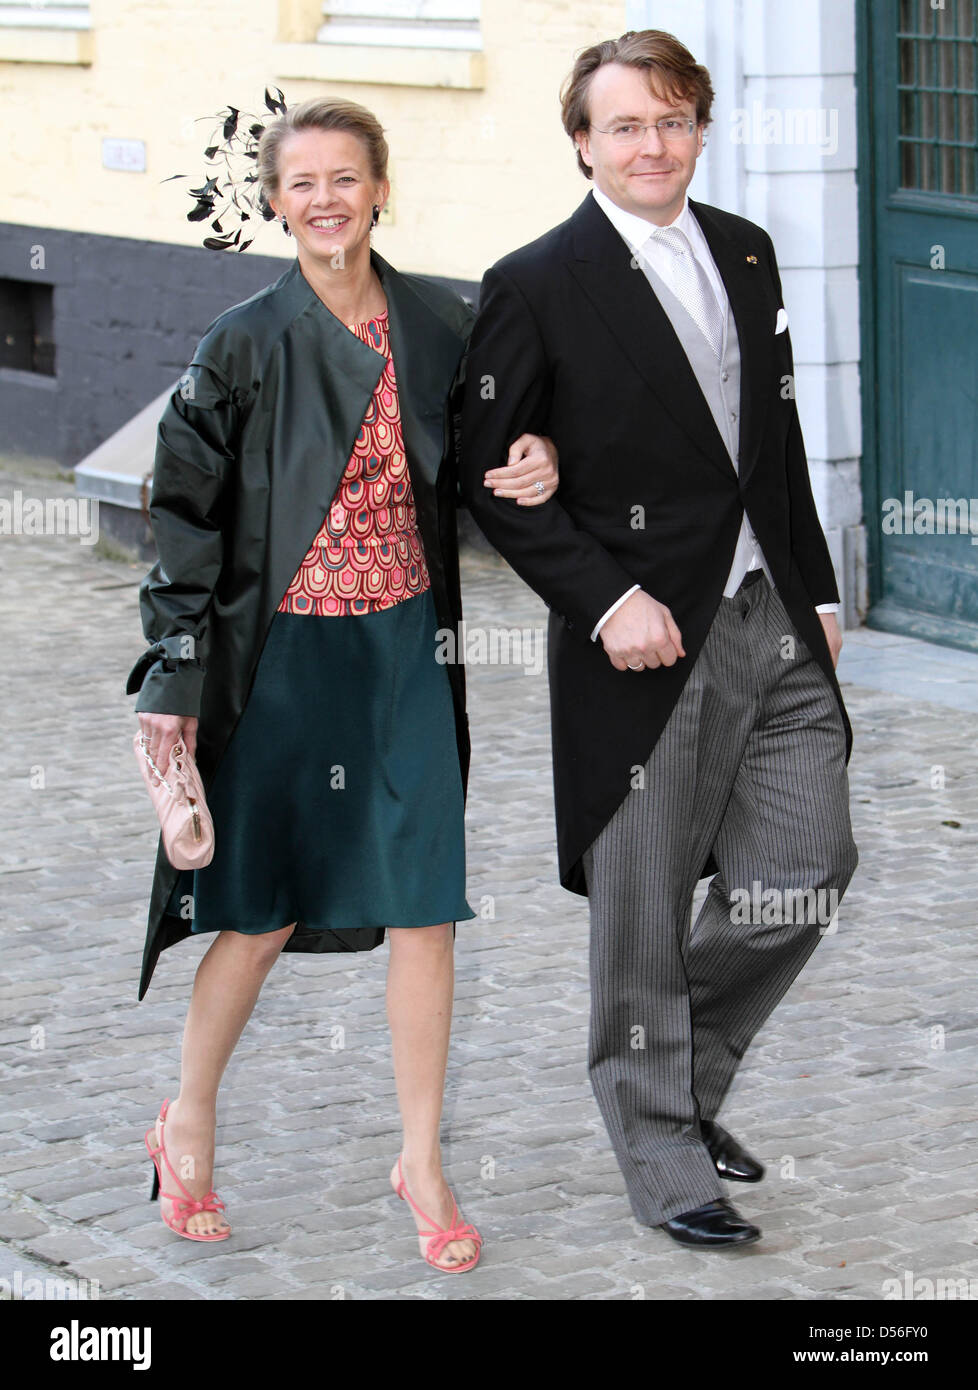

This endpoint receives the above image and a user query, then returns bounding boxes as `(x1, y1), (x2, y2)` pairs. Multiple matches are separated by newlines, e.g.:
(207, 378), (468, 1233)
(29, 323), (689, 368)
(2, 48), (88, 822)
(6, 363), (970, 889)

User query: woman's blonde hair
(257, 96), (389, 205)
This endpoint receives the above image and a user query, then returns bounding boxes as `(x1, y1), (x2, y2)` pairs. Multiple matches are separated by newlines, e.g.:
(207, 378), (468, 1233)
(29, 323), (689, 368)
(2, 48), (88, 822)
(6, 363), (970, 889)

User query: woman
(127, 96), (558, 1272)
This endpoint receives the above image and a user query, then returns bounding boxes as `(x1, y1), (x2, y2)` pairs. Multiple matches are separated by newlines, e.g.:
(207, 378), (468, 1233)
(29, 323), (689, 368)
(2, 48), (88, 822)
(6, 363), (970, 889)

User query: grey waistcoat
(635, 255), (741, 473)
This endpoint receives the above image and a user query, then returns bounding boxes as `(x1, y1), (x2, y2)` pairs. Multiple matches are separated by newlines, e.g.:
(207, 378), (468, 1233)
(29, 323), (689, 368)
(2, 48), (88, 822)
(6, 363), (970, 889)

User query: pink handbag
(133, 731), (215, 869)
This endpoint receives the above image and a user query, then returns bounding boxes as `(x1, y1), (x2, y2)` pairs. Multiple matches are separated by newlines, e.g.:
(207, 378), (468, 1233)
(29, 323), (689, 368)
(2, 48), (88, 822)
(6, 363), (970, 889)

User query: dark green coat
(126, 252), (475, 999)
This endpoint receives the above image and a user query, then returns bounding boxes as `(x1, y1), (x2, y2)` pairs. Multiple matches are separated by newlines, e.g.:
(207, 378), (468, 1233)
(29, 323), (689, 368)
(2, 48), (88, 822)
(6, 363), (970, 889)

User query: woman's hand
(483, 433), (559, 506)
(137, 712), (199, 780)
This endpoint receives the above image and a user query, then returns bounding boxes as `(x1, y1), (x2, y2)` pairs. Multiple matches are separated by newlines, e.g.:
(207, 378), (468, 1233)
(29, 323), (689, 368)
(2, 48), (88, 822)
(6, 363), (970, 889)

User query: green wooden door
(860, 0), (978, 648)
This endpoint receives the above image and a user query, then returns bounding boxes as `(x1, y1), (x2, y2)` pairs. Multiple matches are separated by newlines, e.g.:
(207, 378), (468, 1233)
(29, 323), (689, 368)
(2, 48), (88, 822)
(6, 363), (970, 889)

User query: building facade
(1, 1), (976, 641)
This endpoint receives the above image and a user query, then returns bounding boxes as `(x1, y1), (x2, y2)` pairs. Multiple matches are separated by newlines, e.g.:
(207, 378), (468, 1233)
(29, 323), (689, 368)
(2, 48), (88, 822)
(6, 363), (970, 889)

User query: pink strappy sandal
(391, 1153), (482, 1273)
(144, 1098), (231, 1242)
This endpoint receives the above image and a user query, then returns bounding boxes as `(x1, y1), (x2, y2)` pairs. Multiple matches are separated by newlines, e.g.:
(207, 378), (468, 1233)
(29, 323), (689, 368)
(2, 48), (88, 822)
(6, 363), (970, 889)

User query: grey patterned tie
(650, 225), (724, 358)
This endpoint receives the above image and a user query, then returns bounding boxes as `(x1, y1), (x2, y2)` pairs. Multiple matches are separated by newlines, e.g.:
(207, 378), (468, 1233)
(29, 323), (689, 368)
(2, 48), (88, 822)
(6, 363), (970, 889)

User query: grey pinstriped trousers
(581, 573), (858, 1226)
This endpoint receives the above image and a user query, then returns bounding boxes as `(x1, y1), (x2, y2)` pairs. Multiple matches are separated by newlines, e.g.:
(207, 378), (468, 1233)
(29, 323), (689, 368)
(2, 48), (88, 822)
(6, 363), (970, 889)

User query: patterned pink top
(277, 311), (430, 617)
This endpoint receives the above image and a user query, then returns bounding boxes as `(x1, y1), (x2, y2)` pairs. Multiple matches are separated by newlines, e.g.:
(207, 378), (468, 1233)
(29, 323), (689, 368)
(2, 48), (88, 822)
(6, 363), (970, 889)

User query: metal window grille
(898, 0), (978, 196)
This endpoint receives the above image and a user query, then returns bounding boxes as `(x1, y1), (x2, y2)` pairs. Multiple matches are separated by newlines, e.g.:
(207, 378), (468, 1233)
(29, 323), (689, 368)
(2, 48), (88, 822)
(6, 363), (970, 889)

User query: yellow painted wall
(1, 0), (626, 280)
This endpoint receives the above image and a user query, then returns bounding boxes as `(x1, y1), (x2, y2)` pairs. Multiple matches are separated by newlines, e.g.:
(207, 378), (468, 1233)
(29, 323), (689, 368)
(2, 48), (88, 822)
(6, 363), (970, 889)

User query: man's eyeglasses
(590, 118), (698, 145)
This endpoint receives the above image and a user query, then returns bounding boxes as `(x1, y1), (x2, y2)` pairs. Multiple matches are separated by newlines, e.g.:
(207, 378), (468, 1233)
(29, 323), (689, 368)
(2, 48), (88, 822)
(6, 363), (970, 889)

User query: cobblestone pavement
(1, 459), (976, 1302)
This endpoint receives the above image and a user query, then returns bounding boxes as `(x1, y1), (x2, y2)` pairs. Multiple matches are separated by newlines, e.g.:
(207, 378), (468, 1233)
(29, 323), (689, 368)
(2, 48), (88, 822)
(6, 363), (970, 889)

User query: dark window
(0, 278), (56, 376)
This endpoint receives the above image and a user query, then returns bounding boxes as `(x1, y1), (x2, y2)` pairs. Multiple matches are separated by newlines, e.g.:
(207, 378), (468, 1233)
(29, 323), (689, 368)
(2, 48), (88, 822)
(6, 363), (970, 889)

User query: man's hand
(599, 590), (685, 672)
(483, 433), (558, 506)
(818, 611), (843, 669)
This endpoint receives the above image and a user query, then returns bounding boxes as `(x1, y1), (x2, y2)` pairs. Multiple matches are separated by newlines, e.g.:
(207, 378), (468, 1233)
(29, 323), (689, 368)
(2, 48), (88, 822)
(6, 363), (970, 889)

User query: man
(460, 30), (858, 1248)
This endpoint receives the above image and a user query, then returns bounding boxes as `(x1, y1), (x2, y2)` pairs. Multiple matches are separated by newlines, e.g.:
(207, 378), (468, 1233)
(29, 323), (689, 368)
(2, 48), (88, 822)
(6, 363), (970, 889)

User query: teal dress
(164, 589), (474, 936)
(164, 311), (474, 938)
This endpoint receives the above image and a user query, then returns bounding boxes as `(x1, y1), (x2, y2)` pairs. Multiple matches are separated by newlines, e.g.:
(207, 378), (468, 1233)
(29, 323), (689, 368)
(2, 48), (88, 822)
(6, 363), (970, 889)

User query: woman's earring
(371, 204), (380, 228)
(282, 216), (291, 237)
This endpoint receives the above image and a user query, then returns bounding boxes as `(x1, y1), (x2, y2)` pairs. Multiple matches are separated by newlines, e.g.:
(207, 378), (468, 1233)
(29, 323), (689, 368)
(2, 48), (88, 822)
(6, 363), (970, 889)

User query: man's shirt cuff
(591, 585), (642, 641)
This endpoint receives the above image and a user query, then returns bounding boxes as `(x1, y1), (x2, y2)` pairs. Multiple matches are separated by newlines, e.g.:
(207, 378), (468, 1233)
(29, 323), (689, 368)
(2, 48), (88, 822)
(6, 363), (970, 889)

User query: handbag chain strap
(137, 733), (185, 795)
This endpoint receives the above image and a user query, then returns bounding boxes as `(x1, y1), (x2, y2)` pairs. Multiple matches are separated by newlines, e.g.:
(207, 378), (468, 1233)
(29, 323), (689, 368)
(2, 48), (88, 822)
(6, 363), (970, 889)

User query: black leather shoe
(659, 1198), (761, 1248)
(702, 1119), (765, 1183)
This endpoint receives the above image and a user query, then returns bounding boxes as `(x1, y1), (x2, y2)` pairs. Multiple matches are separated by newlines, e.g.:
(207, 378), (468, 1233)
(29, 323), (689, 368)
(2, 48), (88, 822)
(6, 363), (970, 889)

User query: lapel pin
(746, 254), (758, 265)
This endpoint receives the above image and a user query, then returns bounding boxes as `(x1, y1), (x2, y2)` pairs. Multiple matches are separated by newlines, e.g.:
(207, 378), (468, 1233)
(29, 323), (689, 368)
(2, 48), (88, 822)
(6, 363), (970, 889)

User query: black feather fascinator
(161, 87), (288, 252)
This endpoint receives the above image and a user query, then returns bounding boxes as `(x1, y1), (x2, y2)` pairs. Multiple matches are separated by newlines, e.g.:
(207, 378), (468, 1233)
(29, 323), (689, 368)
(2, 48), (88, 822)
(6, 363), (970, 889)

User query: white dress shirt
(588, 185), (839, 640)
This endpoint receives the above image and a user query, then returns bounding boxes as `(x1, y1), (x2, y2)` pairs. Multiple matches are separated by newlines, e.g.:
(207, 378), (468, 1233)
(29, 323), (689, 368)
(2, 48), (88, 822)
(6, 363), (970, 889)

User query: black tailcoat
(459, 191), (851, 896)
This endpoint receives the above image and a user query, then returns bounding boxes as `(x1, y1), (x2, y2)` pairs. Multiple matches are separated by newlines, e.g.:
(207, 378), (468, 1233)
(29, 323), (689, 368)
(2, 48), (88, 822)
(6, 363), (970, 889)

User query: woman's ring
(626, 661), (645, 671)
(534, 480), (545, 494)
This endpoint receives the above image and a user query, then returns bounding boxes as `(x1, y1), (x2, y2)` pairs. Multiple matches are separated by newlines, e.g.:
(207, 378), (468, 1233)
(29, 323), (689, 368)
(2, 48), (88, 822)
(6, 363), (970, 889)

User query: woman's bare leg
(153, 922), (296, 1236)
(386, 922), (477, 1266)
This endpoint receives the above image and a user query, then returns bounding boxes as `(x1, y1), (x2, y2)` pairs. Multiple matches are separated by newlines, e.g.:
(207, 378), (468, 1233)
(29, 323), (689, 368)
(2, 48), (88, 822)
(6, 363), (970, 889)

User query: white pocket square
(775, 307), (789, 334)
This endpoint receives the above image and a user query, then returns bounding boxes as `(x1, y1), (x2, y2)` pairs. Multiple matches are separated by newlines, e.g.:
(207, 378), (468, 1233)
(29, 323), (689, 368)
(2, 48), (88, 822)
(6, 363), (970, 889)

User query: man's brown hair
(560, 30), (715, 178)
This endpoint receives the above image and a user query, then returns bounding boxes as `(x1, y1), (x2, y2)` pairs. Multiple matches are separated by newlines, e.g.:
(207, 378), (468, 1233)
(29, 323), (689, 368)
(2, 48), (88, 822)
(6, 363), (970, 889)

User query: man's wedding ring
(534, 480), (545, 494)
(627, 661), (645, 671)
